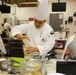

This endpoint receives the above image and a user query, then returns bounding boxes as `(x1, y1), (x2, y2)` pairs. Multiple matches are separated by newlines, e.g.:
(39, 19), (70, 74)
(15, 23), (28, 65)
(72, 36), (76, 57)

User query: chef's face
(34, 18), (46, 28)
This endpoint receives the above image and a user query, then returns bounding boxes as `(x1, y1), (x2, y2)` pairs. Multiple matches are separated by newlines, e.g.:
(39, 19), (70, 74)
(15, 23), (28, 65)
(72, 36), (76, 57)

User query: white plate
(48, 73), (65, 75)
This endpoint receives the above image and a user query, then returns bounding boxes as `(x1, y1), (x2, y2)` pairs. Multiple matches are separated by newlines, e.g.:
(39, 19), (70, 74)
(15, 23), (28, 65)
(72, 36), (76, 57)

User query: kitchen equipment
(56, 61), (76, 75)
(22, 39), (39, 61)
(0, 59), (12, 71)
(22, 39), (34, 60)
(23, 45), (33, 61)
(20, 57), (44, 75)
(0, 58), (21, 74)
(10, 57), (24, 67)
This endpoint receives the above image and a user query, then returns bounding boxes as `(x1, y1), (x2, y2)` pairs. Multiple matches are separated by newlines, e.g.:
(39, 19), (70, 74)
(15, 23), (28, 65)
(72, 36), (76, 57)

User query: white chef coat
(11, 21), (55, 56)
(0, 36), (6, 54)
(4, 22), (11, 30)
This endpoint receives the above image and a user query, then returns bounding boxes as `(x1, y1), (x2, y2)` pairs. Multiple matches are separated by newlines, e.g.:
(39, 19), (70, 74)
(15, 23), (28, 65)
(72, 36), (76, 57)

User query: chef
(11, 0), (55, 57)
(3, 18), (11, 31)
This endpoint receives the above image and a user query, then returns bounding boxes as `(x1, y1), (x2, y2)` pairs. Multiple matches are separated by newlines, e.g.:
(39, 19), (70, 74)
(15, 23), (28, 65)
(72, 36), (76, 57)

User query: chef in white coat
(3, 18), (11, 31)
(11, 0), (55, 57)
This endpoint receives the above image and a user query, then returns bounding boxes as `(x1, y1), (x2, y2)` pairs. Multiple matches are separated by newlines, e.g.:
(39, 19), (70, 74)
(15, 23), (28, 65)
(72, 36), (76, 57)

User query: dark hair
(4, 18), (7, 23)
(68, 17), (73, 23)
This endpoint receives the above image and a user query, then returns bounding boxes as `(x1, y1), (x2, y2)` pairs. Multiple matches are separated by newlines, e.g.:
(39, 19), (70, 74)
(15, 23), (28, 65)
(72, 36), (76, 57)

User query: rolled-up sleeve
(11, 24), (27, 37)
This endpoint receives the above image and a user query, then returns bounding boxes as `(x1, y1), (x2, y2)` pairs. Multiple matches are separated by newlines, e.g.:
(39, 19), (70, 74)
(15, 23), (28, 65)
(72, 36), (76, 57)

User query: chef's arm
(26, 35), (55, 56)
(11, 23), (28, 39)
(25, 33), (55, 56)
(15, 34), (30, 40)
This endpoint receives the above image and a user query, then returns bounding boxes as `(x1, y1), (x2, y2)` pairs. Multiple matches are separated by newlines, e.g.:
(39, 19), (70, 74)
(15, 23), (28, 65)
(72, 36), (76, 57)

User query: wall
(2, 5), (15, 25)
(48, 0), (76, 25)
(0, 0), (76, 26)
(16, 7), (36, 24)
(16, 0), (76, 26)
(0, 1), (16, 25)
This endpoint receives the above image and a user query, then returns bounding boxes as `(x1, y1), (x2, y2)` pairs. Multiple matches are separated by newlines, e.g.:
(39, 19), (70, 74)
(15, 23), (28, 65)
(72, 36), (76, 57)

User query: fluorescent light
(38, 0), (40, 2)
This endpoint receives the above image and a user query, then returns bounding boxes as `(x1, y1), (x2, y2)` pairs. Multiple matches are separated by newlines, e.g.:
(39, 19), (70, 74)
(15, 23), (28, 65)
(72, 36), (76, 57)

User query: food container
(20, 58), (43, 75)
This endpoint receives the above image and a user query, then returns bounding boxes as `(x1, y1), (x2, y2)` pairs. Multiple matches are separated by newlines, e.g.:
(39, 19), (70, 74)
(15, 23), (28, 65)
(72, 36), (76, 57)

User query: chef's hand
(15, 34), (30, 41)
(22, 35), (30, 41)
(26, 46), (39, 54)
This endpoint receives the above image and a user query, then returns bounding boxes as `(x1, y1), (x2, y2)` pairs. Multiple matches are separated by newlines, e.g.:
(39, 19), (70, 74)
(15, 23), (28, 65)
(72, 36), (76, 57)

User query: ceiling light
(38, 0), (41, 2)
(13, 4), (18, 7)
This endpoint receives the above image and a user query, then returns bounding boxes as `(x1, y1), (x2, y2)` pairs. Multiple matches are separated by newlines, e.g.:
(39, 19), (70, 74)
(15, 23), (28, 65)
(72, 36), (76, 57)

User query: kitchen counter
(0, 58), (57, 75)
(1, 58), (76, 75)
(0, 57), (64, 75)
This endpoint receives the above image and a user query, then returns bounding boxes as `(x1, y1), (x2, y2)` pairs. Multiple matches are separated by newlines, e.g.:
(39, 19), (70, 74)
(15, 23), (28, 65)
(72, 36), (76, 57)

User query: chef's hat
(35, 0), (48, 20)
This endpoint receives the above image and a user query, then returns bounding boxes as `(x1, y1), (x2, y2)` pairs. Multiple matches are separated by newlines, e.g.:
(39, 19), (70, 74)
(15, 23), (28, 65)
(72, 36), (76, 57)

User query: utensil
(0, 59), (12, 71)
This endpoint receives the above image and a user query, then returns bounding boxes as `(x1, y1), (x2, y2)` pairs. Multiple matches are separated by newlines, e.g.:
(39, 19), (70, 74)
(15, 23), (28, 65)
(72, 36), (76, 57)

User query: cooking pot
(0, 59), (12, 71)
